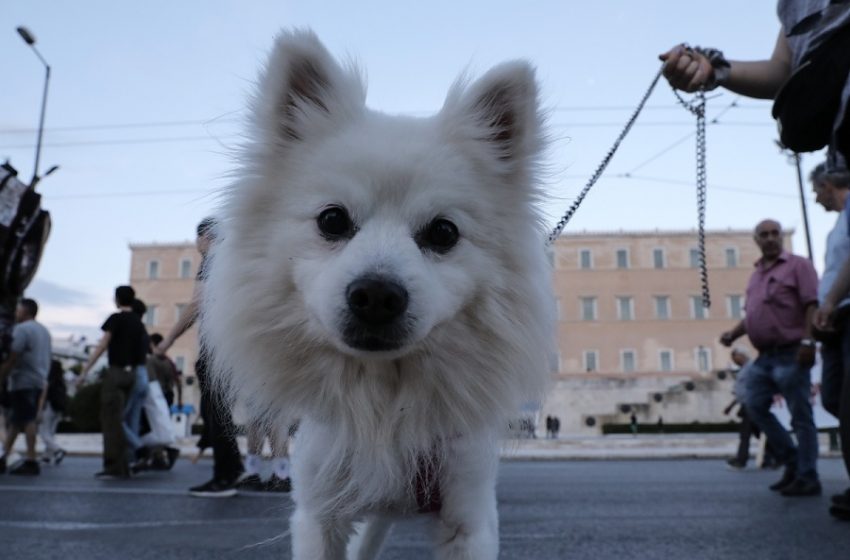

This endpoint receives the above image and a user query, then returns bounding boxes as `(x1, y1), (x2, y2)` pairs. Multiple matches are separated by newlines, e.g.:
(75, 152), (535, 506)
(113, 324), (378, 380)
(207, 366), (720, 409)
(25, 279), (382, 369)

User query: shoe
(94, 470), (130, 480)
(780, 478), (822, 497)
(235, 473), (264, 492)
(53, 449), (66, 466)
(9, 460), (40, 476)
(265, 474), (292, 493)
(769, 466), (797, 491)
(832, 488), (850, 507)
(189, 478), (238, 498)
(829, 503), (850, 521)
(726, 458), (746, 470)
(166, 447), (179, 469)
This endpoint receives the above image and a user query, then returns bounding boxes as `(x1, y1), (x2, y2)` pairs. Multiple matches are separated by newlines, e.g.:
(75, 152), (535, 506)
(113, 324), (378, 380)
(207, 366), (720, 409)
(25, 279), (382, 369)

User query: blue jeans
(745, 348), (819, 483)
(123, 365), (149, 454)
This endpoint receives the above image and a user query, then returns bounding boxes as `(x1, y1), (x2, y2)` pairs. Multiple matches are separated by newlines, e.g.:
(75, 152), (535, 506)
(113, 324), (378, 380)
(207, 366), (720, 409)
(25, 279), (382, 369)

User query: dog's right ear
(252, 29), (366, 150)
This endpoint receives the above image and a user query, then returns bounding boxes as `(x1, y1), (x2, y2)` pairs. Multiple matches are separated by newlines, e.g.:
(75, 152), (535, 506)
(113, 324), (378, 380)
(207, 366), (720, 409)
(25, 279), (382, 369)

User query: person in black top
(80, 285), (148, 479)
(158, 217), (244, 497)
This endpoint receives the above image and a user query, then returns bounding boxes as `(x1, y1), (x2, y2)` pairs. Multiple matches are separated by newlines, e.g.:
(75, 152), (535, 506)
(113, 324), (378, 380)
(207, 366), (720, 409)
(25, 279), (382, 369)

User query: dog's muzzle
(343, 275), (410, 351)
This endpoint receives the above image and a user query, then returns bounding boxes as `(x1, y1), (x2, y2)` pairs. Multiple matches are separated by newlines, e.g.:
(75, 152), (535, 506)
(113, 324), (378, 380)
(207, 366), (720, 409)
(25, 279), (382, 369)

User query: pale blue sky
(3, 1), (831, 340)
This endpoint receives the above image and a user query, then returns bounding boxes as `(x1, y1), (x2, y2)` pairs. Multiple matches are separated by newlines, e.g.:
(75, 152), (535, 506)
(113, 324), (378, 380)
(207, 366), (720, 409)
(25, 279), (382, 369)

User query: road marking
(0, 483), (293, 499)
(0, 518), (283, 531)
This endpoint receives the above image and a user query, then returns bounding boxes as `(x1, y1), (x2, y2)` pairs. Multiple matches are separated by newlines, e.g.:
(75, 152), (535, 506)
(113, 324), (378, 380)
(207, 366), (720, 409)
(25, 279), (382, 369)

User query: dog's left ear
(441, 61), (543, 177)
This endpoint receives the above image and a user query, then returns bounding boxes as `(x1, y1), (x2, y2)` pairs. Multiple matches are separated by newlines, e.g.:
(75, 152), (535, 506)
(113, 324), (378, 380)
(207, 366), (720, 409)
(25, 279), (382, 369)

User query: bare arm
(720, 320), (747, 346)
(660, 30), (793, 98)
(814, 256), (850, 329)
(81, 332), (110, 377)
(158, 281), (202, 354)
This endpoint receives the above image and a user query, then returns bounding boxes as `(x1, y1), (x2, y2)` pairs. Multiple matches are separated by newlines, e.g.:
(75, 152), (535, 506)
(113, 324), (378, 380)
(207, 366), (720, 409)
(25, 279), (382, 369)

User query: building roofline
(554, 227), (794, 239)
(129, 241), (195, 250)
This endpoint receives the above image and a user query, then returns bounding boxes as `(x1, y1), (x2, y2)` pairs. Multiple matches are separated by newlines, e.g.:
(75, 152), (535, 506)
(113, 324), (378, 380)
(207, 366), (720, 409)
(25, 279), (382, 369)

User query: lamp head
(16, 26), (36, 46)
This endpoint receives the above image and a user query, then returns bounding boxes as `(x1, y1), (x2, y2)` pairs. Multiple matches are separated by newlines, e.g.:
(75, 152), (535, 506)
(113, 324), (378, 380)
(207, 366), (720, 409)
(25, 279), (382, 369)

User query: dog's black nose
(346, 277), (408, 325)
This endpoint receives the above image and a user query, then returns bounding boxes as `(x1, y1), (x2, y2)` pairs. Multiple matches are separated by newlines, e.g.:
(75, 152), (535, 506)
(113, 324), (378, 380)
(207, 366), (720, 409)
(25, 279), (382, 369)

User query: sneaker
(829, 503), (850, 521)
(769, 466), (797, 491)
(166, 447), (180, 469)
(10, 460), (40, 476)
(53, 449), (66, 466)
(780, 478), (822, 497)
(94, 470), (130, 480)
(235, 473), (264, 492)
(265, 474), (292, 493)
(726, 458), (746, 470)
(190, 478), (238, 498)
(832, 488), (850, 507)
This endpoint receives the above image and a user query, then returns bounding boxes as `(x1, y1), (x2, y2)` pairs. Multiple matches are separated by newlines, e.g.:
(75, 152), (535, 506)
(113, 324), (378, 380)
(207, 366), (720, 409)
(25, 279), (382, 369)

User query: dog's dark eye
(317, 206), (354, 240)
(417, 218), (459, 253)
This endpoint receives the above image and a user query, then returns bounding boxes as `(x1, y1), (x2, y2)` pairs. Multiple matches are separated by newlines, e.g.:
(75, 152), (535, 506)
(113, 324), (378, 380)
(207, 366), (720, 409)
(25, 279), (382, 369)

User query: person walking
(0, 298), (51, 475)
(810, 162), (850, 519)
(157, 217), (244, 497)
(720, 220), (821, 496)
(79, 286), (148, 480)
(724, 348), (777, 470)
(38, 359), (67, 466)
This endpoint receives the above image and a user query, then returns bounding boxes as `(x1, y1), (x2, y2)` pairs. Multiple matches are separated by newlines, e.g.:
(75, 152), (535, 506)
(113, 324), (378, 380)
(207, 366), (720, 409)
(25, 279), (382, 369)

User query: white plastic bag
(141, 380), (175, 446)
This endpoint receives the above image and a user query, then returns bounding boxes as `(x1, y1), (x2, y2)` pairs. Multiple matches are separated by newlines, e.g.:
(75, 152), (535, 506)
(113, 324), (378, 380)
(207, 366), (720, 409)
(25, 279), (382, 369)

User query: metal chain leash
(670, 87), (710, 308)
(546, 67), (664, 245)
(546, 65), (712, 308)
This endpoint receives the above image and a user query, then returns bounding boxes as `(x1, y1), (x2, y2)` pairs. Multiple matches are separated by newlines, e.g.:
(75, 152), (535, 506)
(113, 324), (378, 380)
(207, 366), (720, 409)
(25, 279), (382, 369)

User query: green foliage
(67, 381), (101, 432)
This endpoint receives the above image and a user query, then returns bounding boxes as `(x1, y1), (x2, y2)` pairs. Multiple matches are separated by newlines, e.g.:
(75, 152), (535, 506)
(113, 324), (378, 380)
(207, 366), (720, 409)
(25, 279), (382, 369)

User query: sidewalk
(9, 432), (842, 461)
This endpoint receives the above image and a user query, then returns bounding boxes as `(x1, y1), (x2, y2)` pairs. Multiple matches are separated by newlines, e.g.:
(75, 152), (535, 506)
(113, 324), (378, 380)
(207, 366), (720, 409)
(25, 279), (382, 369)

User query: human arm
(720, 321), (746, 346)
(157, 281), (202, 355)
(723, 398), (739, 416)
(814, 256), (850, 330)
(797, 303), (817, 367)
(659, 29), (792, 98)
(79, 332), (110, 384)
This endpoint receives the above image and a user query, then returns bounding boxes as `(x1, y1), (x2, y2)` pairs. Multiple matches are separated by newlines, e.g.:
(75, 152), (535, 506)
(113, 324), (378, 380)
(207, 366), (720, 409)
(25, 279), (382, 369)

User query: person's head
(149, 332), (163, 351)
(131, 298), (147, 318)
(196, 217), (217, 256)
(810, 162), (850, 212)
(753, 219), (783, 261)
(114, 285), (136, 308)
(731, 347), (750, 367)
(16, 298), (38, 322)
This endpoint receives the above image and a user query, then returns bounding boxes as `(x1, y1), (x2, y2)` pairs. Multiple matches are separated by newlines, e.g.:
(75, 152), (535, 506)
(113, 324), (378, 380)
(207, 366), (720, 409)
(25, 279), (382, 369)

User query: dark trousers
(196, 354), (243, 482)
(100, 366), (136, 476)
(735, 406), (759, 464)
(820, 322), (850, 482)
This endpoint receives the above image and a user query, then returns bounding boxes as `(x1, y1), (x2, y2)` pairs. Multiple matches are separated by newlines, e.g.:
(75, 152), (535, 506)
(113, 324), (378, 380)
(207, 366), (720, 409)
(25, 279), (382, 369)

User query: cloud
(25, 279), (95, 307)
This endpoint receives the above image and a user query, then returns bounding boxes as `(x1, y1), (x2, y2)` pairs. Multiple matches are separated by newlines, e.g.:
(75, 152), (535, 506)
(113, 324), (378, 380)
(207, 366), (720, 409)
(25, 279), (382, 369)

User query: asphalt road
(0, 456), (848, 559)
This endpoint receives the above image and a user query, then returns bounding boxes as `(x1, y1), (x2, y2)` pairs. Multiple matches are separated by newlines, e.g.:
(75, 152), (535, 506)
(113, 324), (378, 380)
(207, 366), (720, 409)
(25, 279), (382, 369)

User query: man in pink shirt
(720, 219), (821, 496)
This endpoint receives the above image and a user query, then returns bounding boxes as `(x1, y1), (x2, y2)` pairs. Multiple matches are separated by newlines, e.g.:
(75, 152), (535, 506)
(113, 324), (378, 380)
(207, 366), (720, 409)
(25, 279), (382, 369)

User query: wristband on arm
(691, 46), (731, 90)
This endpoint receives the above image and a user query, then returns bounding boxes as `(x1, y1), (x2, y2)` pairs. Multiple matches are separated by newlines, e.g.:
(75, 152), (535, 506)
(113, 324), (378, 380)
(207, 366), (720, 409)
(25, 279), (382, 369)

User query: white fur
(203, 29), (554, 559)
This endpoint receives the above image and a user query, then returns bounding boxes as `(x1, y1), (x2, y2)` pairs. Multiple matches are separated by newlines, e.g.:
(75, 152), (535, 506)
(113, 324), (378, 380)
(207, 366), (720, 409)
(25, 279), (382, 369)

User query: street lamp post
(16, 26), (51, 188)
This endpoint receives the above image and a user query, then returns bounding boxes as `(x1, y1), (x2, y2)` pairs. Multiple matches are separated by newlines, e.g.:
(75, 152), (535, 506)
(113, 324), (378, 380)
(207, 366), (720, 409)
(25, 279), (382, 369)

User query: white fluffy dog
(203, 30), (553, 559)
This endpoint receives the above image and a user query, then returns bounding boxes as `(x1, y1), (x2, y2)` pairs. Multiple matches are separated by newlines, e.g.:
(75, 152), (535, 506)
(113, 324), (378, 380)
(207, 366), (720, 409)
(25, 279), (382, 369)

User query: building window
(579, 249), (593, 270)
(617, 296), (634, 321)
(174, 356), (185, 374)
(653, 248), (666, 269)
(659, 350), (674, 372)
(583, 350), (599, 373)
(696, 346), (712, 372)
(725, 247), (739, 268)
(654, 296), (670, 320)
(180, 258), (192, 279)
(616, 249), (629, 269)
(144, 305), (157, 327)
(580, 297), (597, 321)
(726, 295), (744, 319)
(175, 303), (187, 322)
(691, 296), (709, 320)
(689, 248), (700, 268)
(148, 260), (160, 279)
(621, 349), (636, 373)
